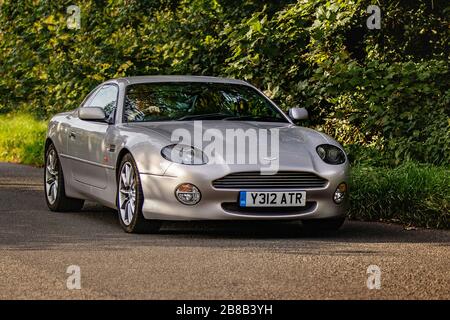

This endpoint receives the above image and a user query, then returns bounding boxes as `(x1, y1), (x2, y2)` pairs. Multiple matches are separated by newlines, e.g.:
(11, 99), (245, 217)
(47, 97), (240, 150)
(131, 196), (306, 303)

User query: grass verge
(0, 114), (47, 166)
(349, 163), (449, 229)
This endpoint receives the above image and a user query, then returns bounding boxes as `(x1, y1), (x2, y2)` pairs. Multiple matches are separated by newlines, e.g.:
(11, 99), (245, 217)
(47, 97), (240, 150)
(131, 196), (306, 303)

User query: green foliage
(303, 59), (450, 166)
(349, 163), (450, 229)
(0, 114), (47, 166)
(0, 0), (449, 166)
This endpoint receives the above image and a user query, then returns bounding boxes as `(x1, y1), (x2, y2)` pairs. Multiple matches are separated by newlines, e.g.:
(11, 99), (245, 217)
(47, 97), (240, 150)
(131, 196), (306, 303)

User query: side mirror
(288, 107), (309, 120)
(78, 107), (106, 122)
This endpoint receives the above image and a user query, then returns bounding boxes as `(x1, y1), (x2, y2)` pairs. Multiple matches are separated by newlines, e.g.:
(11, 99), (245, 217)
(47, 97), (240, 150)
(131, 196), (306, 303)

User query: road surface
(0, 162), (448, 299)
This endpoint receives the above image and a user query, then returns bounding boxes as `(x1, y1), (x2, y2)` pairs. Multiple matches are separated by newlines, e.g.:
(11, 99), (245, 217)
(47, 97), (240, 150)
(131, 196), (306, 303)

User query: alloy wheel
(118, 162), (136, 225)
(45, 149), (59, 205)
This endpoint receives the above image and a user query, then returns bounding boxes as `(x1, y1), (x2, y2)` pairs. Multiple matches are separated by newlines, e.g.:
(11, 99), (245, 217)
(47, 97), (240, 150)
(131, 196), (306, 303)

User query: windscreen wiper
(223, 115), (286, 122)
(176, 113), (231, 120)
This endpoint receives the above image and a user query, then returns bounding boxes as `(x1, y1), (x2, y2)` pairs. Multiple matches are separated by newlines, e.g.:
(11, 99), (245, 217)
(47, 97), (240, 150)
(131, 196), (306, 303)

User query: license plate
(239, 191), (306, 207)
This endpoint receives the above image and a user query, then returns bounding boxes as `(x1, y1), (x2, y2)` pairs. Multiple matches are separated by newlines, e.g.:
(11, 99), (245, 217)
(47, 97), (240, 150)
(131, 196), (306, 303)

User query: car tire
(44, 144), (85, 212)
(301, 217), (345, 234)
(117, 153), (161, 234)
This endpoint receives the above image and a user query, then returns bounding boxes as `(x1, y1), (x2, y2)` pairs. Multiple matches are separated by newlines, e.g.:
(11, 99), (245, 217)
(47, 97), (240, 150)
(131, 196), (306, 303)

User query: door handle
(69, 131), (77, 140)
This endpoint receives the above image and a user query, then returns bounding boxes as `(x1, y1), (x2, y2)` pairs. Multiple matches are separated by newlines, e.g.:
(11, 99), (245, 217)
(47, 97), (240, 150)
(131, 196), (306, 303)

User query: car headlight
(316, 144), (346, 165)
(161, 144), (208, 165)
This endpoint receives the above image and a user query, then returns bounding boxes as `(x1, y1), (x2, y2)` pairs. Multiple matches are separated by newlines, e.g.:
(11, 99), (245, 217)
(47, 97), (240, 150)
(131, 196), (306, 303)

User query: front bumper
(140, 164), (349, 221)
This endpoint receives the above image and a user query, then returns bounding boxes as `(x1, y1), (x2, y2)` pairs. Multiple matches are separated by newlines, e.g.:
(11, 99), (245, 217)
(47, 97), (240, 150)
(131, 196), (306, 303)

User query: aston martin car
(44, 76), (349, 233)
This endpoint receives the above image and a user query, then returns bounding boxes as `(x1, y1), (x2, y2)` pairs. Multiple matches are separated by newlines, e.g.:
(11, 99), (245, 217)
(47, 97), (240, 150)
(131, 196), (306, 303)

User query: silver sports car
(44, 76), (349, 233)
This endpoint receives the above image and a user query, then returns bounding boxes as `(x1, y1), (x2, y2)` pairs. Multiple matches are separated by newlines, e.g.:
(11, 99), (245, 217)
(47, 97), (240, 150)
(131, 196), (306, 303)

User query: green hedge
(350, 163), (450, 229)
(1, 0), (449, 167)
(304, 59), (450, 166)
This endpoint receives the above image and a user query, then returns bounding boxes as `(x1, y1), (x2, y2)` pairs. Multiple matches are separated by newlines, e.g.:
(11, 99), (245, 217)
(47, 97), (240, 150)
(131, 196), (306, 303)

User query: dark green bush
(303, 59), (450, 166)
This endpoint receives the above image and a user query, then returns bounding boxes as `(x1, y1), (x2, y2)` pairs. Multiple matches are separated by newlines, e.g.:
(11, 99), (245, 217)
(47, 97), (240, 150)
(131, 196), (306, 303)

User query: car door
(67, 84), (119, 189)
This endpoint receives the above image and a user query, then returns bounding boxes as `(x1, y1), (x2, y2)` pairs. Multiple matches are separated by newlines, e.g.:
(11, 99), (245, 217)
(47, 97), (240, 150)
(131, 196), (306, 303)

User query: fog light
(333, 182), (347, 204)
(175, 183), (201, 205)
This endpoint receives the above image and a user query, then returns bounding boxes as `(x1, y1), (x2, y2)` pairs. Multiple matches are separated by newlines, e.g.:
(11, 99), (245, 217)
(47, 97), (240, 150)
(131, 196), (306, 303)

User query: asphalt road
(0, 162), (448, 299)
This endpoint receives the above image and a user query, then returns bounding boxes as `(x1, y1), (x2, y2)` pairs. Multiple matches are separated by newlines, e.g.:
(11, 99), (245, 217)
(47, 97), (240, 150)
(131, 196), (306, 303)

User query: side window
(86, 85), (118, 120)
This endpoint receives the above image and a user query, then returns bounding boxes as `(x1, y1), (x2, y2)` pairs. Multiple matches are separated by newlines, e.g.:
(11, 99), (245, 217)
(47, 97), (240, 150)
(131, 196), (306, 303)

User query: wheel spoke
(48, 153), (54, 169)
(128, 201), (133, 220)
(51, 183), (57, 200)
(121, 209), (126, 224)
(129, 198), (135, 214)
(48, 181), (55, 196)
(125, 201), (131, 222)
(125, 165), (131, 186)
(49, 184), (54, 200)
(130, 174), (134, 188)
(121, 172), (127, 187)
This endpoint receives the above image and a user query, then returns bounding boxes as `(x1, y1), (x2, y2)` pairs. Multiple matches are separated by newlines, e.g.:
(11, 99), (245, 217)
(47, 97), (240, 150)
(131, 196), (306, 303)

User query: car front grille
(212, 171), (328, 189)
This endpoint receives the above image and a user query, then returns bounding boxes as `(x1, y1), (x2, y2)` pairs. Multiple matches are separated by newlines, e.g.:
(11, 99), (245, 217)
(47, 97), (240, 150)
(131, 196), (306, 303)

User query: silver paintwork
(78, 107), (106, 121)
(289, 107), (309, 120)
(46, 76), (349, 221)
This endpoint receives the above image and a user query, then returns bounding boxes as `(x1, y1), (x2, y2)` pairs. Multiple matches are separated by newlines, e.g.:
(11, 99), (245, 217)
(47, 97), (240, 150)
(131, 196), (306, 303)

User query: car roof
(110, 75), (249, 86)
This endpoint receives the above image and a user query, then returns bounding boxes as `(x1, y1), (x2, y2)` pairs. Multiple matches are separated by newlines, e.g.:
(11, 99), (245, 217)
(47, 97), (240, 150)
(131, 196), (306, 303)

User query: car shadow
(72, 202), (450, 245)
(1, 196), (448, 253)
